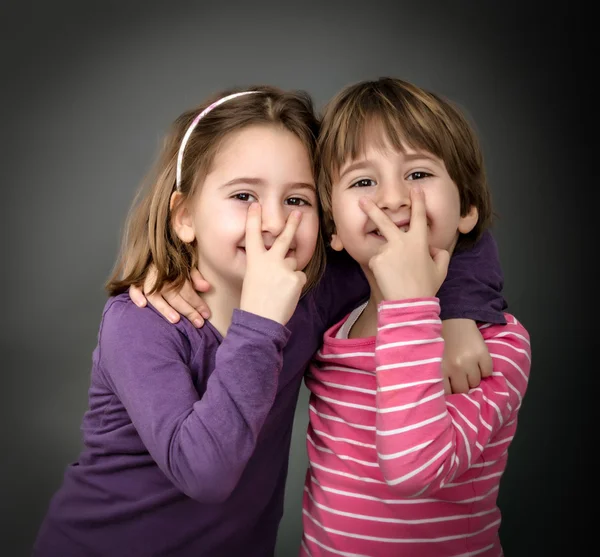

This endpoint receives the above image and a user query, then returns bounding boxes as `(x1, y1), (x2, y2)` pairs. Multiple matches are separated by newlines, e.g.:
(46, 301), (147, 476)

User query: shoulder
(308, 249), (369, 323)
(481, 313), (530, 345)
(101, 293), (187, 336)
(95, 295), (220, 400)
(98, 293), (209, 360)
(322, 248), (363, 282)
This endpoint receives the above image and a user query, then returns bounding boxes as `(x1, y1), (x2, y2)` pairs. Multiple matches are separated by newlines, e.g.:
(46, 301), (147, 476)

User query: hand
(441, 318), (493, 394)
(129, 266), (211, 328)
(359, 186), (450, 300)
(240, 203), (307, 325)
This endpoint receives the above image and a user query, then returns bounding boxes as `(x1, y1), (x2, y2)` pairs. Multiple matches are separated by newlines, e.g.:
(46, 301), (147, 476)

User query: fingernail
(193, 318), (203, 328)
(169, 313), (178, 323)
(201, 310), (211, 319)
(413, 185), (423, 194)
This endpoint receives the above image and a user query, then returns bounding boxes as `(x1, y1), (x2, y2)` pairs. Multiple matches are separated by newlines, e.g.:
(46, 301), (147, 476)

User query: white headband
(175, 90), (260, 190)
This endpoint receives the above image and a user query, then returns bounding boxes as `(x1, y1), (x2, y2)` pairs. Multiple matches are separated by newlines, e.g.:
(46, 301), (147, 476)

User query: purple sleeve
(311, 248), (371, 329)
(98, 301), (289, 503)
(437, 230), (508, 324)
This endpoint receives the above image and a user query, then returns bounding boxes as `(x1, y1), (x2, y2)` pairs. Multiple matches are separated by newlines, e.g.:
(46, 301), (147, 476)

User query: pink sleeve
(374, 299), (531, 497)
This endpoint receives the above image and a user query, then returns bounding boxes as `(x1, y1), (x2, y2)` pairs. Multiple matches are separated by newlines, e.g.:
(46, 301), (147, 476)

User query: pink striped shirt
(301, 298), (531, 557)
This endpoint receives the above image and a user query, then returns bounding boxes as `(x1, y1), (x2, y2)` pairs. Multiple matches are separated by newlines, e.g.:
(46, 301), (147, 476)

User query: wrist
(377, 298), (441, 322)
(380, 287), (438, 301)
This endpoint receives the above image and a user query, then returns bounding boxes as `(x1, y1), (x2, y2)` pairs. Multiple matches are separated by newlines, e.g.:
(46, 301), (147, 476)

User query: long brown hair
(317, 77), (493, 249)
(106, 85), (326, 297)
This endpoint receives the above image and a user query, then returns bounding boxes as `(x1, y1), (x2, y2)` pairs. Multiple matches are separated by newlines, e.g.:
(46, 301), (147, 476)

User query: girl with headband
(34, 85), (507, 556)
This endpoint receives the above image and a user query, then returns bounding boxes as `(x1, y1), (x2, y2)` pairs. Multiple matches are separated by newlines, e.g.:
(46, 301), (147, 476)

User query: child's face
(183, 124), (320, 289)
(329, 128), (477, 268)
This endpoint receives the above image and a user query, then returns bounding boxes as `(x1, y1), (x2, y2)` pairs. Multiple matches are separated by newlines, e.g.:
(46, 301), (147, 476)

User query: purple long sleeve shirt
(34, 231), (507, 557)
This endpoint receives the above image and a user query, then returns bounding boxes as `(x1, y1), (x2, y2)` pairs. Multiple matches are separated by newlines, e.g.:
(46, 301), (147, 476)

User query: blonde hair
(317, 77), (492, 249)
(106, 85), (326, 296)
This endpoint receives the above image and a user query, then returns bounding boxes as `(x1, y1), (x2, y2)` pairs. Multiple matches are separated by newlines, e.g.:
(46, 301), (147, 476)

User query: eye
(286, 197), (311, 207)
(350, 178), (376, 188)
(407, 171), (432, 181)
(232, 192), (257, 202)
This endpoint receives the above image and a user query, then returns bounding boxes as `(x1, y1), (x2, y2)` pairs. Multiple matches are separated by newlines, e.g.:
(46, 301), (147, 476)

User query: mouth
(237, 246), (296, 257)
(369, 221), (410, 238)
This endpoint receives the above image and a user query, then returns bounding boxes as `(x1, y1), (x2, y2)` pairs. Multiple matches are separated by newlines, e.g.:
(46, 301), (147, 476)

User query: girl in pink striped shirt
(301, 78), (531, 557)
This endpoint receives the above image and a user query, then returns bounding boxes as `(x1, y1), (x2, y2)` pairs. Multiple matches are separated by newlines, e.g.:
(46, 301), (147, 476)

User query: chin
(343, 250), (372, 268)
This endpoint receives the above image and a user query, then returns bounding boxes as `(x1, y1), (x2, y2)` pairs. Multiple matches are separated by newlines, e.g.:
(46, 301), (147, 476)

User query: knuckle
(163, 290), (177, 303)
(147, 293), (163, 306)
(445, 364), (461, 377)
(468, 372), (481, 387)
(454, 352), (474, 367)
(455, 382), (469, 394)
(446, 356), (462, 369)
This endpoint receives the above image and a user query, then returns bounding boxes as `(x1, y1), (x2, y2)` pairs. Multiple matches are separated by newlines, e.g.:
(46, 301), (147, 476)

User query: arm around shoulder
(438, 230), (508, 324)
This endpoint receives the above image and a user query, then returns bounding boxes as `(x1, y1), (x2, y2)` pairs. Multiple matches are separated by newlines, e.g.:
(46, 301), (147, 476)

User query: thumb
(190, 267), (210, 292)
(430, 246), (450, 278)
(129, 285), (147, 308)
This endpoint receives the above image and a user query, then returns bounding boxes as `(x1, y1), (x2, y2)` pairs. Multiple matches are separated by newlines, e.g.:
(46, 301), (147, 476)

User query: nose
(375, 180), (411, 212)
(260, 201), (286, 246)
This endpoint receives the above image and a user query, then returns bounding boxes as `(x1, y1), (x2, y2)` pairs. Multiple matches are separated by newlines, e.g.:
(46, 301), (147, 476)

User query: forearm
(438, 230), (507, 323)
(102, 304), (289, 503)
(373, 300), (528, 496)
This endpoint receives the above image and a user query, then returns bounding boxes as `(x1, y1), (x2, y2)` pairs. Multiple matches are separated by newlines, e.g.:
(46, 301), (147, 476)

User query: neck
(347, 266), (383, 339)
(363, 266), (385, 307)
(197, 265), (243, 338)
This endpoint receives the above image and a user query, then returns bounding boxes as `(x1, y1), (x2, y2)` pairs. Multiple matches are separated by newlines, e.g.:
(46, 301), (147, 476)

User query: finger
(190, 267), (210, 293)
(244, 203), (266, 257)
(146, 293), (180, 324)
(442, 376), (452, 395)
(479, 350), (494, 378)
(163, 291), (205, 328)
(179, 280), (211, 321)
(283, 256), (298, 271)
(295, 270), (308, 288)
(448, 373), (470, 395)
(129, 285), (147, 308)
(408, 185), (428, 236)
(142, 266), (158, 295)
(466, 367), (482, 389)
(358, 197), (401, 241)
(431, 246), (450, 278)
(271, 211), (302, 258)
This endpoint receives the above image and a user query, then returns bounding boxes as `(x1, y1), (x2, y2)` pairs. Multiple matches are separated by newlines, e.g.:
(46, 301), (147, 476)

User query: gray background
(1, 1), (592, 555)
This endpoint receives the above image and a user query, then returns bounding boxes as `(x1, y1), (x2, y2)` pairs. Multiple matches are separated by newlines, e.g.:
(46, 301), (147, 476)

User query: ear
(458, 205), (479, 235)
(330, 232), (344, 251)
(170, 191), (196, 243)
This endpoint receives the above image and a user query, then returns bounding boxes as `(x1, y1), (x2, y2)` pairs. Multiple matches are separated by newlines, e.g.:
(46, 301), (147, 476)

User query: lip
(238, 246), (296, 251)
(237, 246), (297, 254)
(367, 219), (410, 235)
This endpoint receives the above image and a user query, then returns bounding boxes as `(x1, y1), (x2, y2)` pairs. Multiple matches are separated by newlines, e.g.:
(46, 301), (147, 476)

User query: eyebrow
(221, 177), (316, 191)
(338, 161), (373, 179)
(402, 152), (439, 163)
(339, 151), (439, 178)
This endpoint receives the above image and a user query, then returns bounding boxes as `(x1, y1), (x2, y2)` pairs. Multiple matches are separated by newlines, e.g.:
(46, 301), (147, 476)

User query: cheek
(298, 211), (320, 246)
(332, 191), (367, 228)
(423, 189), (451, 218)
(422, 189), (461, 240)
(197, 201), (247, 239)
